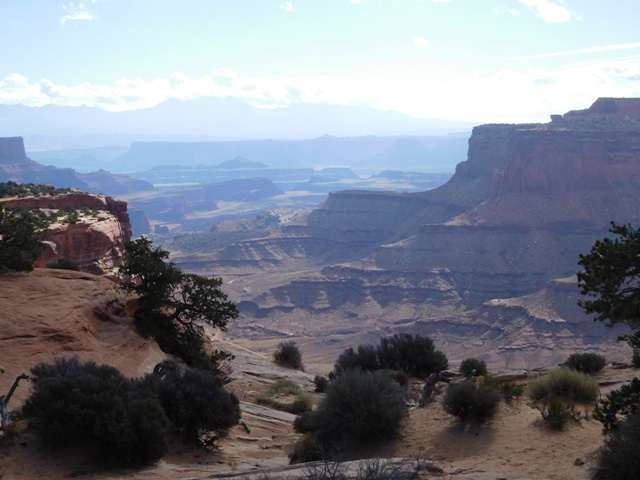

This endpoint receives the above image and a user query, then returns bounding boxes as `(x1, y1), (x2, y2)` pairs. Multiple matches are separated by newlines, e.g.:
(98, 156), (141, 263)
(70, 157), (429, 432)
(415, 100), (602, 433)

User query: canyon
(168, 98), (640, 372)
(1, 97), (639, 372)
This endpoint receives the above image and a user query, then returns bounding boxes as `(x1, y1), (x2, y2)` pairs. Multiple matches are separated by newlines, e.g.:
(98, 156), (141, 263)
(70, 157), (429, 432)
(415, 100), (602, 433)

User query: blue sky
(1, 0), (640, 123)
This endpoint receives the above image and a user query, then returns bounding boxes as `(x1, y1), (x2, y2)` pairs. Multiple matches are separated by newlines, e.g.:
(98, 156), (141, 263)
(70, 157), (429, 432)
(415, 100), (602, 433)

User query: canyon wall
(182, 98), (640, 371)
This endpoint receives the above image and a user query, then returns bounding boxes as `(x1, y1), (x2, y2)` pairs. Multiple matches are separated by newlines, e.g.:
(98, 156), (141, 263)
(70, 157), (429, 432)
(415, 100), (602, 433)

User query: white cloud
(351, 0), (364, 4)
(60, 2), (96, 25)
(495, 6), (520, 16)
(513, 42), (640, 60)
(517, 0), (578, 23)
(280, 2), (295, 12)
(2, 57), (640, 123)
(412, 36), (429, 47)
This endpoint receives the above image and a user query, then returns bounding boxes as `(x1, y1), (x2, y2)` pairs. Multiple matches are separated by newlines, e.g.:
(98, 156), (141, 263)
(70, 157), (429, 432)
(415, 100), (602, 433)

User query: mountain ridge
(0, 97), (475, 140)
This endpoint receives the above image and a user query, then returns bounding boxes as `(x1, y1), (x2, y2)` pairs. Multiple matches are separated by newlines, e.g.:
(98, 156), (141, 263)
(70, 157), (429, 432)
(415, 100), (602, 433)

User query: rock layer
(174, 98), (640, 370)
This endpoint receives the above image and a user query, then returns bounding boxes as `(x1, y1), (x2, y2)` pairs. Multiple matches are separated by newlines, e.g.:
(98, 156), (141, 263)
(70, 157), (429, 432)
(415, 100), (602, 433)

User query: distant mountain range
(0, 97), (475, 145)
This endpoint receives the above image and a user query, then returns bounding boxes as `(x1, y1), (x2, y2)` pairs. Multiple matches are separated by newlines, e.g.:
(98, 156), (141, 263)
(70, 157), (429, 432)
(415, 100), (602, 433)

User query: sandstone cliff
(172, 98), (640, 371)
(0, 192), (133, 275)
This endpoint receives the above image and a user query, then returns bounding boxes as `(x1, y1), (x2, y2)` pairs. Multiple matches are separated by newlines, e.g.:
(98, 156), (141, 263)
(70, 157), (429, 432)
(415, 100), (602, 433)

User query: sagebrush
(443, 380), (500, 422)
(332, 333), (448, 378)
(21, 357), (240, 467)
(563, 352), (606, 374)
(274, 341), (304, 370)
(295, 370), (406, 449)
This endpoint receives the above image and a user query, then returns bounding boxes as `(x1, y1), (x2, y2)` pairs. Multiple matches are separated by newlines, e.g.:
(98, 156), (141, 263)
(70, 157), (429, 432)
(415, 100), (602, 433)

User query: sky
(1, 0), (640, 123)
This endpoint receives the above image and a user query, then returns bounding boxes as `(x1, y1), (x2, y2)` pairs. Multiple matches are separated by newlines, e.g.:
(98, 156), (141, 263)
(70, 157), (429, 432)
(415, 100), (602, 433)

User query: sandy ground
(2, 362), (637, 480)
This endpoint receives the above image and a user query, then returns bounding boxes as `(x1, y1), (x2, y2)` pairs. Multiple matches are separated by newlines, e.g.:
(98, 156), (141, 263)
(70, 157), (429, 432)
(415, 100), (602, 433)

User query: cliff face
(178, 98), (640, 371)
(0, 136), (29, 164)
(0, 193), (133, 275)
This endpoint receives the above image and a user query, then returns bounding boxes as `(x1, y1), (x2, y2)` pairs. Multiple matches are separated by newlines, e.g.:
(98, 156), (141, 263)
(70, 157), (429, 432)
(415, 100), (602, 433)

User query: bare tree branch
(1, 373), (29, 430)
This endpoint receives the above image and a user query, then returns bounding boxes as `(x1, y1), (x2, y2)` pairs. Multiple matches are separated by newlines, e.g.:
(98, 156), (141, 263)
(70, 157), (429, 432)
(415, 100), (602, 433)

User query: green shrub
(21, 357), (169, 467)
(274, 340), (304, 370)
(459, 358), (488, 377)
(296, 370), (406, 448)
(443, 381), (500, 422)
(332, 334), (448, 378)
(527, 367), (599, 403)
(596, 412), (640, 480)
(564, 352), (607, 374)
(135, 311), (227, 372)
(143, 365), (240, 444)
(376, 333), (449, 378)
(46, 257), (81, 271)
(536, 395), (576, 430)
(0, 205), (49, 272)
(293, 411), (317, 434)
(332, 345), (378, 376)
(293, 432), (323, 462)
(255, 380), (313, 414)
(314, 375), (329, 393)
(594, 377), (640, 434)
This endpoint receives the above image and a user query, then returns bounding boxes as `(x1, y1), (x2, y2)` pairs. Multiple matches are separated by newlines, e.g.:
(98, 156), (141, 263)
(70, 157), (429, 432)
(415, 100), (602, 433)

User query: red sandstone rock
(0, 193), (133, 275)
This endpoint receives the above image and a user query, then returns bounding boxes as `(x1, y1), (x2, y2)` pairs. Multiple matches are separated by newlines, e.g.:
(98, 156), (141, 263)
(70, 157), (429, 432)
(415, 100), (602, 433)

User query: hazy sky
(2, 0), (639, 123)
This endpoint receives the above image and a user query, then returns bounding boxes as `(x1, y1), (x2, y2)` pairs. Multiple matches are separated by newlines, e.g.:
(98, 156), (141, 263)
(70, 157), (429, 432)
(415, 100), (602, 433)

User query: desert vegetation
(577, 222), (640, 477)
(563, 352), (607, 374)
(20, 357), (239, 467)
(118, 237), (238, 371)
(526, 367), (599, 430)
(0, 204), (49, 272)
(46, 257), (80, 271)
(0, 181), (80, 199)
(443, 379), (501, 422)
(459, 357), (488, 377)
(256, 380), (313, 414)
(294, 369), (407, 459)
(273, 340), (304, 370)
(331, 333), (448, 378)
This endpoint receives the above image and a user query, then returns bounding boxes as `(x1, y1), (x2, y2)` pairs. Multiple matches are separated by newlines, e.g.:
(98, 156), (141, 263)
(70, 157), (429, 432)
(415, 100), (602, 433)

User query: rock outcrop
(173, 98), (640, 371)
(0, 269), (166, 404)
(0, 192), (133, 275)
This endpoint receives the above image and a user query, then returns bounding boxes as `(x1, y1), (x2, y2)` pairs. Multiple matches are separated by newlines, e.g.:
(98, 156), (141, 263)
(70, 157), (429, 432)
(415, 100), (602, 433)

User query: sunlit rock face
(1, 193), (133, 275)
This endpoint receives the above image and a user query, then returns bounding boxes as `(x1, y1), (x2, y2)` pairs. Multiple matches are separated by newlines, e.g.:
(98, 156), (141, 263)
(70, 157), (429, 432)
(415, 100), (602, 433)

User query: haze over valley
(4, 2), (640, 478)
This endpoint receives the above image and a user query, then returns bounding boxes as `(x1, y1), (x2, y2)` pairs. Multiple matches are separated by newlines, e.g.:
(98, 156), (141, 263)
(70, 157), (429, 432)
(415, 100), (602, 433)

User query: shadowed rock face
(172, 98), (640, 370)
(0, 137), (28, 164)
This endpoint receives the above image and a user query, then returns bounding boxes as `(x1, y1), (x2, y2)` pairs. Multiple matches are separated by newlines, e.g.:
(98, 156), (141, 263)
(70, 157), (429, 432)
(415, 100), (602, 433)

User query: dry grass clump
(255, 380), (313, 414)
(527, 367), (599, 430)
(527, 367), (599, 403)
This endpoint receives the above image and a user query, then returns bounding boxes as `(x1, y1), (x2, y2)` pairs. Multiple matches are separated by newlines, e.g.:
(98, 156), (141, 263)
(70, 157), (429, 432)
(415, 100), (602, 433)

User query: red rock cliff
(0, 193), (133, 275)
